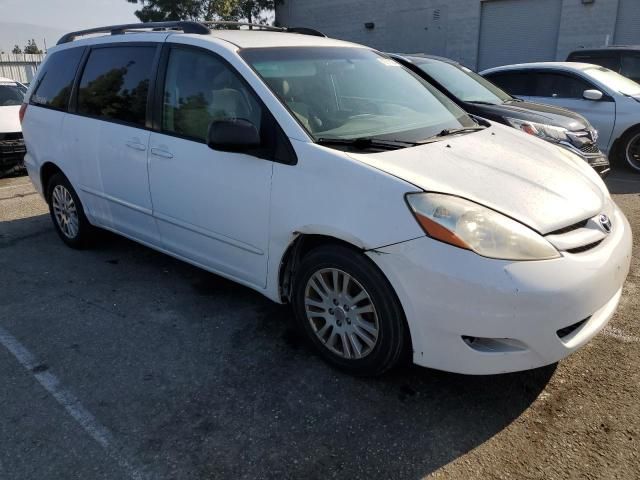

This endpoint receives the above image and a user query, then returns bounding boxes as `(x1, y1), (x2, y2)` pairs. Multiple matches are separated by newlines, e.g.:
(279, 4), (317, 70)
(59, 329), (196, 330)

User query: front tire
(46, 173), (94, 249)
(618, 127), (640, 172)
(292, 245), (408, 376)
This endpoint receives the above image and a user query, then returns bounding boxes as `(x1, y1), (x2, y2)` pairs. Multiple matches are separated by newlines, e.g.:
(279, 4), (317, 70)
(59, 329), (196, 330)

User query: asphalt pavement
(0, 171), (638, 479)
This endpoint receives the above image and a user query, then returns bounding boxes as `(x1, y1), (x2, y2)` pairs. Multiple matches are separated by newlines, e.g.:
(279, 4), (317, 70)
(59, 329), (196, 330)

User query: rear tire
(292, 245), (408, 376)
(46, 173), (94, 249)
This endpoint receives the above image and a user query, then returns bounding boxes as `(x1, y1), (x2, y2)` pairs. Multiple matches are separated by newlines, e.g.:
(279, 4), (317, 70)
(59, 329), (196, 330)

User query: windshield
(415, 60), (512, 105)
(240, 47), (476, 143)
(0, 83), (24, 106)
(584, 66), (640, 96)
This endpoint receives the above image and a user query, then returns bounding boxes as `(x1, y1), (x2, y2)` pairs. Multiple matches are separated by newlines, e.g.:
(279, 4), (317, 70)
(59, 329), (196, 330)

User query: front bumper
(0, 133), (26, 173)
(368, 205), (632, 375)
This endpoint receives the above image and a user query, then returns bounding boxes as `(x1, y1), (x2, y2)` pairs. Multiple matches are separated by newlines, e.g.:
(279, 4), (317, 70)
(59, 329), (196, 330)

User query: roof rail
(285, 27), (326, 37)
(57, 20), (327, 45)
(204, 21), (326, 37)
(202, 21), (282, 31)
(57, 21), (209, 45)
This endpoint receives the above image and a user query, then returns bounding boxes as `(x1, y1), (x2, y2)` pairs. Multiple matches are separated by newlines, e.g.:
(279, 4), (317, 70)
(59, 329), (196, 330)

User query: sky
(0, 0), (139, 52)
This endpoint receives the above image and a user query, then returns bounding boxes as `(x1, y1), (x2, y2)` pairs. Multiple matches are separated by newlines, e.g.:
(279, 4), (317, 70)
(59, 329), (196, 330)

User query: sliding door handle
(126, 141), (147, 151)
(150, 148), (174, 159)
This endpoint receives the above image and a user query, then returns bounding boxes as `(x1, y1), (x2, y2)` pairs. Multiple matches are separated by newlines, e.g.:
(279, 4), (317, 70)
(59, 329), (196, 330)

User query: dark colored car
(567, 46), (640, 83)
(390, 53), (610, 177)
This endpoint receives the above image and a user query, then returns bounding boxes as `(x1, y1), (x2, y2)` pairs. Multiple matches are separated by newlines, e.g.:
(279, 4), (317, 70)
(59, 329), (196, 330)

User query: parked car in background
(0, 76), (27, 176)
(482, 62), (640, 172)
(390, 54), (609, 177)
(22, 22), (631, 376)
(567, 46), (640, 83)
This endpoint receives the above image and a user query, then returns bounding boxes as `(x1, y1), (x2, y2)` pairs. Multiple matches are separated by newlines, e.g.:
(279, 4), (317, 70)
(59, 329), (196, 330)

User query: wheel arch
(610, 123), (640, 163)
(277, 232), (365, 304)
(40, 162), (65, 199)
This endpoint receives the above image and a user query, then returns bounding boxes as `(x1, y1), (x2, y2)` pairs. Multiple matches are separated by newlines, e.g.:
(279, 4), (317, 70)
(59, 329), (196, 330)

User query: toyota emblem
(599, 214), (612, 233)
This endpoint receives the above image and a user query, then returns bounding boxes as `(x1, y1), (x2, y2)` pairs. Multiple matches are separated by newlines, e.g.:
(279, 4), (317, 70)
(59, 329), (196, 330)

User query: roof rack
(57, 21), (209, 45)
(57, 21), (326, 45)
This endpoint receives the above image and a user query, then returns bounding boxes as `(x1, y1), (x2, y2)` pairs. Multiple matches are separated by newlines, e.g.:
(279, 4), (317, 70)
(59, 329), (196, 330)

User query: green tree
(23, 39), (43, 54)
(126, 0), (278, 24)
(12, 45), (22, 54)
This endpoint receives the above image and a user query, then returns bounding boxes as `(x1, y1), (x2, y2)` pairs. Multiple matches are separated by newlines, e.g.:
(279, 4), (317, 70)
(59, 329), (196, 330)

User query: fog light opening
(462, 336), (528, 353)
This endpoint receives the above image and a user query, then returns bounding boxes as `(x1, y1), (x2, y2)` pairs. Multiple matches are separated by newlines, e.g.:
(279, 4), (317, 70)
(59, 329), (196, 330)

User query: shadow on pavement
(0, 214), (555, 479)
(606, 170), (640, 194)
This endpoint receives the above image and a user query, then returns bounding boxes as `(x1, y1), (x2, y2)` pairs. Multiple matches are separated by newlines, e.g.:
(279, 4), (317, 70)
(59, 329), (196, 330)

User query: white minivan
(22, 22), (632, 376)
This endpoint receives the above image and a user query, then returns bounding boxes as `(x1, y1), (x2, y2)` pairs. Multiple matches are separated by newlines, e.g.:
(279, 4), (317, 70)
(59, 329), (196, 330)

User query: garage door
(478, 0), (563, 71)
(614, 0), (640, 45)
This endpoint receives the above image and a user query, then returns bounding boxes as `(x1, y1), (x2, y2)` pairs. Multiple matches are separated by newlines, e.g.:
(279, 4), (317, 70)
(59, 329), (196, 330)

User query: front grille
(557, 317), (590, 340)
(547, 219), (589, 236)
(579, 143), (601, 155)
(0, 132), (23, 141)
(0, 132), (25, 157)
(566, 240), (603, 254)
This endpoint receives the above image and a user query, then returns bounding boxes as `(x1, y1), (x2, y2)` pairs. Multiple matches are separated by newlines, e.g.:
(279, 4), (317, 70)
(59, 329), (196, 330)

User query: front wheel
(292, 245), (408, 376)
(619, 128), (640, 172)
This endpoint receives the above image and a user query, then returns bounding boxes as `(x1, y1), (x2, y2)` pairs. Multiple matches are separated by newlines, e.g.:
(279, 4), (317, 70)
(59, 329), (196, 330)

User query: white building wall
(276, 0), (638, 70)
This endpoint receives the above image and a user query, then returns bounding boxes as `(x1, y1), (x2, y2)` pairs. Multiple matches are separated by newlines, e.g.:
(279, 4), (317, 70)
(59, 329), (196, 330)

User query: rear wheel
(292, 245), (408, 376)
(46, 173), (94, 248)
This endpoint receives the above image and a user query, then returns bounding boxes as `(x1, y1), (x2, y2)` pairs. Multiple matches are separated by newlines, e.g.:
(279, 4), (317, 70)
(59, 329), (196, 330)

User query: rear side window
(485, 72), (534, 96)
(77, 46), (155, 127)
(531, 72), (593, 98)
(31, 48), (84, 111)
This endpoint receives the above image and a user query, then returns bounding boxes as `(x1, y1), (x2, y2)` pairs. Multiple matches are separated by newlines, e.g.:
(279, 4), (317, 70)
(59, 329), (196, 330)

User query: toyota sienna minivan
(21, 22), (632, 376)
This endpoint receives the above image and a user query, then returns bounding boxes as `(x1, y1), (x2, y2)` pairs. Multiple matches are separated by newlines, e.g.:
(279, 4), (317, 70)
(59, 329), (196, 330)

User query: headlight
(406, 193), (560, 261)
(505, 117), (569, 143)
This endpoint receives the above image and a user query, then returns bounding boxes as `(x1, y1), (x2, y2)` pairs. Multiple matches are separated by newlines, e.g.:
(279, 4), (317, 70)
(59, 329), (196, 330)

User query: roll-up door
(478, 0), (563, 71)
(614, 0), (640, 45)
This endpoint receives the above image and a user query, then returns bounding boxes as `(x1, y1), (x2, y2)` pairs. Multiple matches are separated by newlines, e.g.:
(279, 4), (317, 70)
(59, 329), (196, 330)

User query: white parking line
(0, 326), (149, 480)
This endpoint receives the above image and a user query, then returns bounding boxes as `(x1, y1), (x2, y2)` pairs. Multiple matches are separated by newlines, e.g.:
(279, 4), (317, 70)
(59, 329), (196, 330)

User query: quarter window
(31, 47), (84, 111)
(162, 48), (262, 142)
(77, 46), (155, 126)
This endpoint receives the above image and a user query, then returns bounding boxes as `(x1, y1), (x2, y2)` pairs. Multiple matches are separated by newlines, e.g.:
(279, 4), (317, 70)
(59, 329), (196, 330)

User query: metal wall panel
(614, 0), (640, 45)
(478, 0), (563, 70)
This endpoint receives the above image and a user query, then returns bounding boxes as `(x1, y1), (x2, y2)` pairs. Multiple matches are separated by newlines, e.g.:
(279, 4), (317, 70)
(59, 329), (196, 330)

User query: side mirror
(583, 89), (604, 101)
(207, 119), (261, 153)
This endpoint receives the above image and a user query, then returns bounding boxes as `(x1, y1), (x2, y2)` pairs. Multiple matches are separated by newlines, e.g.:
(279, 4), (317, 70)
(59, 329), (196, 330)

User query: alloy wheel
(304, 268), (379, 359)
(52, 184), (79, 239)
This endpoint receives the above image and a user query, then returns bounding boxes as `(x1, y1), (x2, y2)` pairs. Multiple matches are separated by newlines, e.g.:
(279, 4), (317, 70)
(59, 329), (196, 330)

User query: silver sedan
(481, 62), (640, 172)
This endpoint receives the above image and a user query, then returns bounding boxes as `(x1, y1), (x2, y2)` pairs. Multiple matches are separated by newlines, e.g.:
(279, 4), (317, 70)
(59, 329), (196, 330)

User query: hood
(473, 100), (590, 131)
(348, 124), (606, 234)
(0, 106), (22, 134)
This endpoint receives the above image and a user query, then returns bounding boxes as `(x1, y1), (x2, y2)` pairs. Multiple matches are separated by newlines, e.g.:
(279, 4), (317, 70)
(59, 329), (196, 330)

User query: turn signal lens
(406, 193), (560, 261)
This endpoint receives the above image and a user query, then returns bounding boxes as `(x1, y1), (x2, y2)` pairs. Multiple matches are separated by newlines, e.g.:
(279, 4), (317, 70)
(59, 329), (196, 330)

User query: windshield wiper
(416, 126), (486, 145)
(467, 100), (500, 105)
(316, 137), (417, 151)
(434, 126), (486, 137)
(504, 97), (524, 103)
